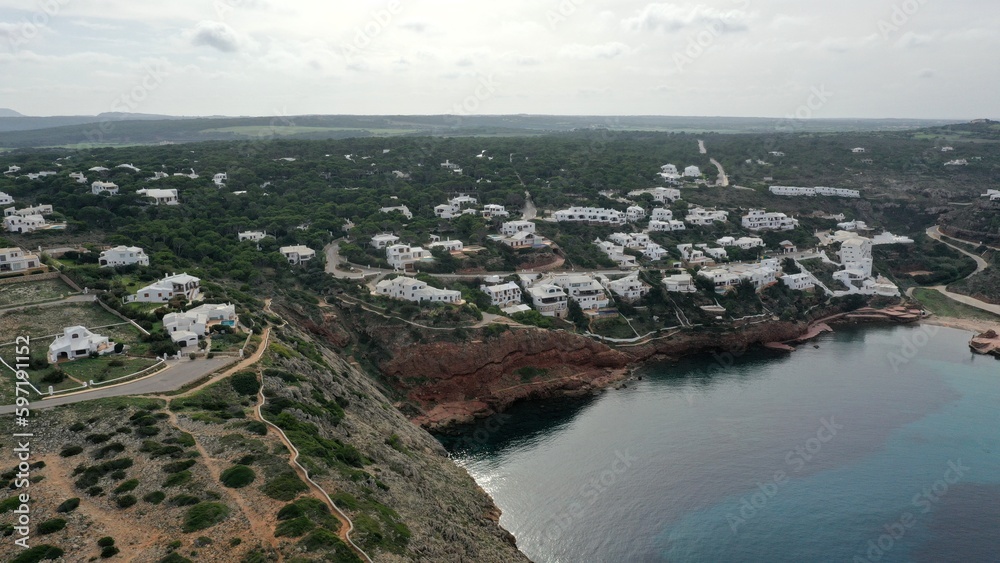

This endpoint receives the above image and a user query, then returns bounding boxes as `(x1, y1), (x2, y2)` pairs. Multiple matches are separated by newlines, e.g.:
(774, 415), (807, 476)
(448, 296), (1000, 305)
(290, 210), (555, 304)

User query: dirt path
(36, 454), (165, 562)
(164, 409), (282, 558)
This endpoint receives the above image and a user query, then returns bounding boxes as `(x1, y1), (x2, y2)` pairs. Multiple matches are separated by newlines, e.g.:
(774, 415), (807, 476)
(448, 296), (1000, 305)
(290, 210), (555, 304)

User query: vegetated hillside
(0, 314), (527, 562)
(940, 200), (1000, 245)
(948, 252), (1000, 305)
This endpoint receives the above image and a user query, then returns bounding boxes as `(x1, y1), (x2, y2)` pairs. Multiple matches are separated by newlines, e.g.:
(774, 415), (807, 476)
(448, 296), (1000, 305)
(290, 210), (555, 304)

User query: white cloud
(188, 21), (242, 53)
(622, 3), (752, 34)
(559, 42), (633, 60)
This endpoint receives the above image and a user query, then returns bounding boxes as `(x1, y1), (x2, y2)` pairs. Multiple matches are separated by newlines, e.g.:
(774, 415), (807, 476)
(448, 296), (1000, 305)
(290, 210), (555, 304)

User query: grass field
(198, 125), (419, 137)
(912, 288), (1000, 323)
(0, 278), (75, 308)
(58, 356), (159, 383)
(0, 302), (138, 343)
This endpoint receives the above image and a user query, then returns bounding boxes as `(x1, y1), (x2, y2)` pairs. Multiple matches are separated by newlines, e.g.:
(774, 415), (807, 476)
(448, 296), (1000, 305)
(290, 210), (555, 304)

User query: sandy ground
(921, 316), (1000, 335)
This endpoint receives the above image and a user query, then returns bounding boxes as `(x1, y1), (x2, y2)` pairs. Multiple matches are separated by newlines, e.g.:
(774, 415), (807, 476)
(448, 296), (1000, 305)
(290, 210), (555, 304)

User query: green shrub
(220, 465), (255, 488)
(100, 546), (120, 558)
(143, 491), (166, 504)
(86, 486), (104, 497)
(69, 422), (86, 432)
(182, 502), (231, 533)
(37, 518), (67, 534)
(158, 554), (193, 563)
(115, 495), (137, 509)
(10, 545), (64, 563)
(275, 516), (314, 538)
(163, 470), (192, 487)
(98, 537), (115, 547)
(113, 479), (139, 494)
(0, 495), (21, 513)
(245, 421), (268, 436)
(261, 472), (308, 501)
(56, 498), (80, 513)
(40, 370), (66, 384)
(169, 494), (201, 507)
(86, 433), (111, 444)
(230, 372), (259, 396)
(93, 443), (126, 459)
(162, 459), (196, 474)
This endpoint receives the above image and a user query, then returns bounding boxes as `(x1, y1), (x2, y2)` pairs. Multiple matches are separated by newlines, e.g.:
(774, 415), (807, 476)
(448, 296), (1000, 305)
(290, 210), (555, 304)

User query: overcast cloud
(0, 0), (996, 118)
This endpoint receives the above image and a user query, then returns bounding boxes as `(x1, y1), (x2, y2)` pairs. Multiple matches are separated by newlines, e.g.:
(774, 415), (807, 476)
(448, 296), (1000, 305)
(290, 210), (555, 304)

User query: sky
(0, 0), (997, 119)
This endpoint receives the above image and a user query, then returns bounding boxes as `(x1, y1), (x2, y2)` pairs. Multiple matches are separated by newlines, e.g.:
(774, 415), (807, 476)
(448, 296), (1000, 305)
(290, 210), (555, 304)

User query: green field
(912, 288), (1000, 323)
(198, 125), (419, 137)
(0, 301), (139, 343)
(0, 278), (75, 308)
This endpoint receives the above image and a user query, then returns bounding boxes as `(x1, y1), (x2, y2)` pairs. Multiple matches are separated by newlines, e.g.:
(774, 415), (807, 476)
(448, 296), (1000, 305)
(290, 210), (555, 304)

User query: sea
(438, 325), (1000, 563)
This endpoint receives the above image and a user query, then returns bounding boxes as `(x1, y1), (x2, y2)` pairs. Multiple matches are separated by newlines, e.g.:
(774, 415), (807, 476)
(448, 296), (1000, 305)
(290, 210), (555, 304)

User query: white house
(782, 273), (815, 291)
(136, 188), (179, 205)
(663, 273), (697, 293)
(625, 206), (647, 222)
(944, 159), (969, 166)
(128, 273), (201, 303)
(482, 204), (509, 218)
(594, 240), (638, 269)
(440, 160), (461, 170)
(501, 231), (547, 249)
(651, 208), (673, 222)
(0, 247), (41, 273)
(380, 205), (413, 220)
(649, 219), (686, 232)
(280, 245), (316, 265)
(91, 181), (119, 195)
(164, 303), (237, 338)
(0, 192), (13, 206)
(660, 164), (680, 179)
(370, 233), (401, 249)
(838, 236), (874, 280)
(481, 281), (522, 307)
(212, 173), (227, 187)
(6, 204), (53, 217)
(677, 244), (713, 267)
(238, 231), (269, 243)
(117, 163), (140, 172)
(981, 189), (1000, 201)
(48, 326), (113, 363)
(501, 220), (535, 236)
(837, 220), (869, 232)
(99, 246), (149, 268)
(604, 272), (649, 302)
(550, 274), (610, 310)
(652, 187), (682, 202)
(684, 166), (702, 177)
(4, 165), (20, 175)
(428, 239), (464, 253)
(375, 276), (462, 304)
(852, 147), (867, 153)
(742, 209), (798, 231)
(685, 208), (729, 226)
(643, 242), (670, 261)
(814, 187), (860, 198)
(386, 244), (429, 270)
(69, 172), (87, 184)
(526, 284), (569, 317)
(554, 207), (626, 225)
(4, 215), (46, 233)
(769, 186), (816, 197)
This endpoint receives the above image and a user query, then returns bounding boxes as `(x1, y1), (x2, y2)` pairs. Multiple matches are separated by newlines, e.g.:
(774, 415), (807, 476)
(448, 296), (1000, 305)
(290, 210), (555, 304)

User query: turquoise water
(439, 325), (1000, 562)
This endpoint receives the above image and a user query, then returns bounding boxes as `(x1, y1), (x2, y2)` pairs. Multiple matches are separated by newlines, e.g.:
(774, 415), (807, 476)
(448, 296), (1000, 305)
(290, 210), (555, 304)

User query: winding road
(905, 226), (1000, 316)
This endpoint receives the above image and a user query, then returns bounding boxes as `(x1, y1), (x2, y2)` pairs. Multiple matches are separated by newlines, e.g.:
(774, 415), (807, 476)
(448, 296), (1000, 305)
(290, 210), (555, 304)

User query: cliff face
(380, 328), (632, 429)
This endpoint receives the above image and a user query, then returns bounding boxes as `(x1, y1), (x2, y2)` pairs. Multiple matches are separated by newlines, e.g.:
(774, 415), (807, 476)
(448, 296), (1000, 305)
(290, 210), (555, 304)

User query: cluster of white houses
(4, 204), (64, 233)
(163, 302), (238, 348)
(658, 164), (702, 180)
(741, 209), (799, 231)
(374, 276), (463, 304)
(769, 186), (861, 198)
(433, 195), (510, 220)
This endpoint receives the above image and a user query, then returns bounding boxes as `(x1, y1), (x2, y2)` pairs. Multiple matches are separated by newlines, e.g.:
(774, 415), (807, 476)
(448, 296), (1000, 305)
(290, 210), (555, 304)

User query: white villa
(238, 231), (270, 243)
(603, 272), (650, 302)
(164, 303), (237, 344)
(280, 245), (316, 265)
(549, 274), (610, 310)
(386, 244), (429, 270)
(833, 236), (874, 286)
(698, 259), (780, 293)
(48, 326), (113, 363)
(643, 242), (670, 261)
(213, 173), (227, 187)
(137, 188), (179, 205)
(0, 192), (13, 206)
(685, 208), (729, 226)
(659, 164), (680, 179)
(4, 215), (46, 233)
(837, 220), (869, 232)
(375, 276), (462, 304)
(501, 220), (535, 236)
(677, 244), (714, 267)
(982, 189), (1000, 201)
(742, 209), (798, 231)
(481, 281), (522, 307)
(649, 219), (686, 232)
(428, 239), (464, 253)
(630, 187), (681, 202)
(99, 246), (149, 268)
(684, 166), (702, 177)
(435, 195), (479, 219)
(526, 284), (569, 317)
(380, 205), (413, 219)
(594, 240), (638, 269)
(370, 233), (401, 249)
(128, 273), (201, 303)
(651, 208), (673, 222)
(663, 273), (697, 293)
(554, 207), (626, 225)
(0, 247), (41, 273)
(608, 233), (650, 249)
(69, 172), (87, 184)
(852, 147), (867, 153)
(91, 181), (119, 195)
(4, 166), (21, 175)
(769, 186), (860, 198)
(782, 273), (815, 291)
(6, 204), (53, 217)
(501, 231), (547, 249)
(626, 206), (647, 222)
(482, 204), (510, 218)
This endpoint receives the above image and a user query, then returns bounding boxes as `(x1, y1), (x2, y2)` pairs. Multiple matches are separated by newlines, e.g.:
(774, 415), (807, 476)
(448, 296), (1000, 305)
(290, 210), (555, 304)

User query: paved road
(710, 158), (729, 187)
(0, 356), (236, 413)
(522, 190), (537, 220)
(698, 139), (707, 154)
(324, 240), (384, 280)
(927, 226), (990, 273)
(904, 226), (1000, 316)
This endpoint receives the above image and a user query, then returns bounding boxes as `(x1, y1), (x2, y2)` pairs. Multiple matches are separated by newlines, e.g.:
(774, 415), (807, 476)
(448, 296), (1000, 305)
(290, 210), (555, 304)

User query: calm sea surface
(439, 325), (1000, 562)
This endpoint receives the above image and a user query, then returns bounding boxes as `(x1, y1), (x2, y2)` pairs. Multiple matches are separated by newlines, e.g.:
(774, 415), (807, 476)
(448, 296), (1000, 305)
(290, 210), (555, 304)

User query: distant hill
(0, 108), (24, 117)
(0, 114), (966, 148)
